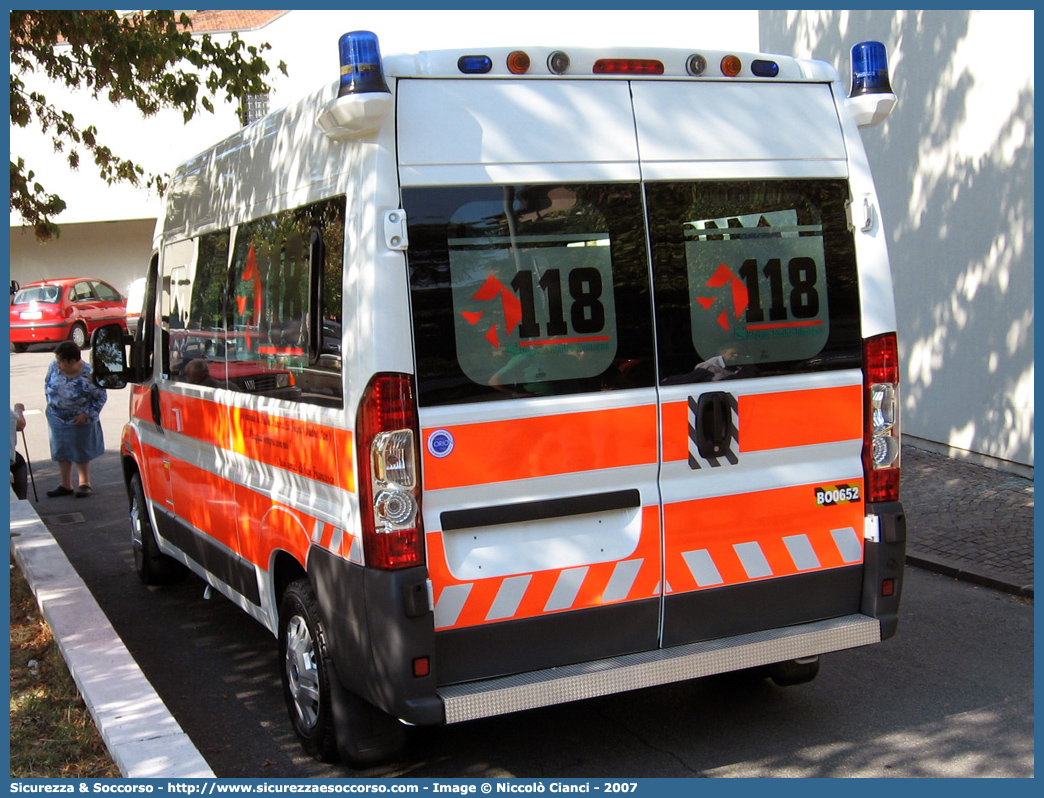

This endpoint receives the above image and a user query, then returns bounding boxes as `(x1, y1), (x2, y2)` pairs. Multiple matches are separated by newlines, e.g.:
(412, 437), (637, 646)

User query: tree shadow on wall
(761, 10), (1034, 467)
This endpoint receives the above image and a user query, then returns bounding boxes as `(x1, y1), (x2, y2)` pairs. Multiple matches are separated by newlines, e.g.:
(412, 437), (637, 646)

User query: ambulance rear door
(399, 79), (664, 686)
(634, 80), (870, 646)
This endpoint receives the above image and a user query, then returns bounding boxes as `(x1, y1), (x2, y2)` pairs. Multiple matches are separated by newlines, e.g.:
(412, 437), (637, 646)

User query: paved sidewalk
(902, 444), (1034, 597)
(10, 493), (215, 778)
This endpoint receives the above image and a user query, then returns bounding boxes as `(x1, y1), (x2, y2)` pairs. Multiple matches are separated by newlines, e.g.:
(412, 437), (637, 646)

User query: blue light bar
(751, 59), (779, 78)
(337, 31), (390, 97)
(458, 55), (493, 74)
(849, 40), (893, 97)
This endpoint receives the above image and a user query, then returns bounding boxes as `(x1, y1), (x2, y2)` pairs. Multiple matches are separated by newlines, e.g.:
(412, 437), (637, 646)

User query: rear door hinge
(383, 209), (409, 251)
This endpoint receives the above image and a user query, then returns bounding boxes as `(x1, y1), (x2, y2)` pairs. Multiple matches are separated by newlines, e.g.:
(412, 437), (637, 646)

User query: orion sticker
(814, 484), (861, 506)
(427, 429), (455, 459)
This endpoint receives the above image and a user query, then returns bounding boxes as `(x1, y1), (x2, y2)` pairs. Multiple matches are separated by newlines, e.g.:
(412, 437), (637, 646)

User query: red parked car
(10, 278), (128, 352)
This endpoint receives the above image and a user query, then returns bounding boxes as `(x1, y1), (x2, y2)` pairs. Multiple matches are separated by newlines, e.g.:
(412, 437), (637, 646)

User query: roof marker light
(686, 54), (707, 76)
(337, 31), (390, 97)
(849, 40), (893, 97)
(751, 59), (779, 78)
(720, 55), (742, 77)
(547, 51), (570, 74)
(593, 58), (664, 75)
(458, 55), (493, 74)
(507, 50), (531, 74)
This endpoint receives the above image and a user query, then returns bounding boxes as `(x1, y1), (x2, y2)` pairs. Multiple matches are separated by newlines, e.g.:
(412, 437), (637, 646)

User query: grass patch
(10, 561), (120, 778)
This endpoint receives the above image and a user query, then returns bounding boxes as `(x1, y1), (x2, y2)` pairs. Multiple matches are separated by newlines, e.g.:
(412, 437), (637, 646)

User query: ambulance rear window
(646, 180), (861, 383)
(405, 183), (655, 406)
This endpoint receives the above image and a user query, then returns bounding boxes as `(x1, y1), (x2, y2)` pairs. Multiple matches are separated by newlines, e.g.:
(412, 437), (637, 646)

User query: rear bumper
(10, 322), (69, 342)
(861, 500), (907, 639)
(437, 613), (881, 724)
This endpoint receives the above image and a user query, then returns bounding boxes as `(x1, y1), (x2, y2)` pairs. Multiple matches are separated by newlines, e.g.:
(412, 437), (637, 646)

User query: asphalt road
(11, 348), (1035, 778)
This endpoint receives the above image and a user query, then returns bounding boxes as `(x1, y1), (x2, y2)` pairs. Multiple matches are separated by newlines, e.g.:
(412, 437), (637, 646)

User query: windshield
(14, 285), (62, 304)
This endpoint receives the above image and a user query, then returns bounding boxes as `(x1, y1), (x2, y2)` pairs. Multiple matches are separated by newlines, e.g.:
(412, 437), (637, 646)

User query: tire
(69, 323), (88, 349)
(279, 579), (340, 762)
(768, 656), (821, 687)
(279, 579), (406, 768)
(12, 343), (28, 353)
(129, 472), (188, 585)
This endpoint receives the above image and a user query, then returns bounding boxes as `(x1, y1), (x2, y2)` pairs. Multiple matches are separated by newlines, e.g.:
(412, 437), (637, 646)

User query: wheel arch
(270, 549), (309, 615)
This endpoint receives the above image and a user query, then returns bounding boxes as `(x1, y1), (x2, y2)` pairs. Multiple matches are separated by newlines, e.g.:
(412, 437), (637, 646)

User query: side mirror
(90, 323), (131, 389)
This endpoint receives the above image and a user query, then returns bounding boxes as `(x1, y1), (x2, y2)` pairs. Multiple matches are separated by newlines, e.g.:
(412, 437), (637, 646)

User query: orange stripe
(229, 405), (353, 491)
(739, 385), (862, 452)
(153, 391), (354, 491)
(662, 401), (689, 462)
(664, 481), (863, 593)
(427, 505), (662, 629)
(422, 405), (657, 491)
(661, 385), (862, 461)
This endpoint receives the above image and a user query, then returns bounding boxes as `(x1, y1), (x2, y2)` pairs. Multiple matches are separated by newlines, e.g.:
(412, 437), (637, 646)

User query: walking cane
(20, 428), (38, 502)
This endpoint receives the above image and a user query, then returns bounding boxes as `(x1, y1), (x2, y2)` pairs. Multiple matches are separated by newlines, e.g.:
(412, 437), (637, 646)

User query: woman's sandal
(74, 485), (93, 498)
(46, 485), (74, 497)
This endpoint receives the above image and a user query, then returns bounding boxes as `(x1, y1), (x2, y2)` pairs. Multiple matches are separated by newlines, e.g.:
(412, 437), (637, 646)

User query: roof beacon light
(317, 31), (393, 138)
(845, 40), (897, 127)
(337, 31), (390, 96)
(849, 41), (892, 96)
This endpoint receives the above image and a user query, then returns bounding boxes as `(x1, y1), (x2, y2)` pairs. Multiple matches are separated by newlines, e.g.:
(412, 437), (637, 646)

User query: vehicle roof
(18, 277), (112, 286)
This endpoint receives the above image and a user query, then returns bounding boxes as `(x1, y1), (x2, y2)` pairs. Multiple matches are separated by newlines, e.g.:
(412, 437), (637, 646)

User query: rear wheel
(12, 343), (28, 353)
(279, 578), (406, 767)
(129, 472), (188, 585)
(768, 656), (820, 687)
(69, 323), (88, 349)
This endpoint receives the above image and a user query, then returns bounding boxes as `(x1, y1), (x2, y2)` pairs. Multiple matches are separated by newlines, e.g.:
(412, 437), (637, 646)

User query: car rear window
(14, 285), (61, 304)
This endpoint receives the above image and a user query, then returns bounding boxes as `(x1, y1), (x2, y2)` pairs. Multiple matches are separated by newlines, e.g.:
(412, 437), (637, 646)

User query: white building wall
(760, 10), (1034, 472)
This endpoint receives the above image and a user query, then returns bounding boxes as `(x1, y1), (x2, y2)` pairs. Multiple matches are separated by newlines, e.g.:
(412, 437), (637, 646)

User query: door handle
(150, 384), (162, 428)
(695, 391), (735, 461)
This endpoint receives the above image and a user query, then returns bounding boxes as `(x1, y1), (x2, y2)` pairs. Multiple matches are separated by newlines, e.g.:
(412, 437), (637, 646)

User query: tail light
(356, 373), (424, 569)
(863, 333), (901, 503)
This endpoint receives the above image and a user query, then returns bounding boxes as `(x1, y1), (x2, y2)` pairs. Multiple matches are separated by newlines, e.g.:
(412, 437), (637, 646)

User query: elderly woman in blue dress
(44, 341), (107, 498)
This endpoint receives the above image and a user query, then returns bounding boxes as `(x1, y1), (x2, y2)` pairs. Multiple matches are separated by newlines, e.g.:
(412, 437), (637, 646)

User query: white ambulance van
(92, 35), (906, 766)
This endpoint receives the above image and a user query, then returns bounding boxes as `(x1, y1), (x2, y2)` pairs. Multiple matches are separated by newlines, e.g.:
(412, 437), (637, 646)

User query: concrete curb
(906, 552), (1034, 599)
(10, 494), (215, 779)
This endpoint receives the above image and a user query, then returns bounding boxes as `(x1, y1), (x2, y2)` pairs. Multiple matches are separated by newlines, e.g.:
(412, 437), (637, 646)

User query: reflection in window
(646, 180), (860, 384)
(158, 197), (346, 407)
(405, 183), (655, 406)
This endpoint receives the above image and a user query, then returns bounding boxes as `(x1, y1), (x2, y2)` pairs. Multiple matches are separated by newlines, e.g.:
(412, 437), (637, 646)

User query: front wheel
(279, 579), (406, 767)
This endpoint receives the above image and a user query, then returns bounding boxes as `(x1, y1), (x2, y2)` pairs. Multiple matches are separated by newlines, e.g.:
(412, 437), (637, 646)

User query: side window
(92, 281), (120, 302)
(72, 281), (94, 302)
(131, 255), (159, 377)
(226, 197), (346, 407)
(405, 184), (655, 406)
(170, 232), (228, 386)
(646, 180), (861, 384)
